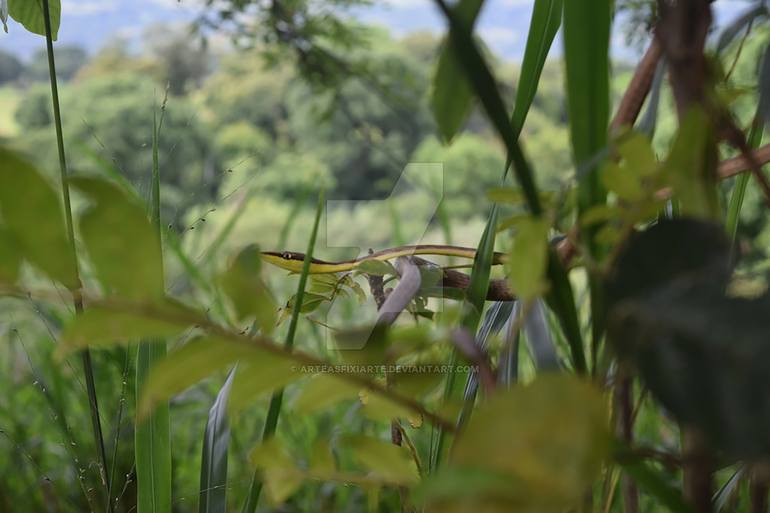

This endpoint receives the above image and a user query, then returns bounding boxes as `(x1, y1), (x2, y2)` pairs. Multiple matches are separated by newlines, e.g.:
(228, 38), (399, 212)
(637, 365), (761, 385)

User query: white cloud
(62, 0), (119, 16)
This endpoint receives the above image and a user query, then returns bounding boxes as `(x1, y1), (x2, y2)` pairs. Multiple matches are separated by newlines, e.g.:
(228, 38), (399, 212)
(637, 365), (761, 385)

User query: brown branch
(611, 38), (664, 133)
(719, 143), (770, 178)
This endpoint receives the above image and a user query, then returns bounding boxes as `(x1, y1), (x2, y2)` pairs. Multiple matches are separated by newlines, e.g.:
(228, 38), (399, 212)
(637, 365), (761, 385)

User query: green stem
(41, 2), (112, 510)
(241, 190), (325, 513)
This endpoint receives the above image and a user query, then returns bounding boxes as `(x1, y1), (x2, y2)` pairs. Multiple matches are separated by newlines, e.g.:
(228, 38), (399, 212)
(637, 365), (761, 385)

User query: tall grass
(40, 1), (112, 510)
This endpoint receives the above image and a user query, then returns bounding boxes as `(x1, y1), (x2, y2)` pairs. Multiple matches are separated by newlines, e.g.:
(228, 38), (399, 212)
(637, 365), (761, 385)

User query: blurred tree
(75, 41), (161, 82)
(412, 134), (506, 218)
(24, 45), (87, 82)
(14, 73), (219, 225)
(144, 25), (212, 95)
(14, 83), (51, 128)
(0, 49), (23, 84)
(202, 52), (292, 137)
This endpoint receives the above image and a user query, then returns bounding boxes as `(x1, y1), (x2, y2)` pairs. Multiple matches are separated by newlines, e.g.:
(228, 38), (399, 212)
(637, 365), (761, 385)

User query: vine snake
(261, 244), (507, 274)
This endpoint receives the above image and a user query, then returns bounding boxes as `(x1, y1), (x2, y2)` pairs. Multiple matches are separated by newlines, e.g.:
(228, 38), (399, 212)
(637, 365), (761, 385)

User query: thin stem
(41, 1), (112, 511)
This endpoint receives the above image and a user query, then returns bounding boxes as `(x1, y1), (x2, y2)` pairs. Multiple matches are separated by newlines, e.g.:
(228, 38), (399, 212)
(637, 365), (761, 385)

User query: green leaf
(136, 101), (170, 513)
(58, 300), (202, 354)
(434, 206), (499, 469)
(241, 191), (324, 513)
(0, 148), (77, 288)
(562, 0), (610, 205)
(136, 342), (172, 513)
(0, 225), (21, 284)
(139, 336), (295, 419)
(358, 389), (414, 422)
(343, 435), (420, 485)
(292, 374), (360, 414)
(430, 0), (484, 142)
(219, 244), (276, 334)
(431, 375), (608, 512)
(8, 0), (59, 39)
(199, 367), (235, 513)
(618, 460), (694, 513)
(71, 176), (165, 301)
(249, 438), (303, 504)
(510, 0), (563, 137)
(433, 0), (542, 215)
(308, 438), (336, 475)
(356, 258), (396, 276)
(758, 42), (770, 126)
(507, 216), (550, 300)
(663, 107), (719, 220)
(726, 120), (763, 246)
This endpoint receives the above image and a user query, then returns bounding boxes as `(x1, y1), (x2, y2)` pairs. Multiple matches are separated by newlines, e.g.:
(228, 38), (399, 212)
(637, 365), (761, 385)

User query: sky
(0, 0), (756, 63)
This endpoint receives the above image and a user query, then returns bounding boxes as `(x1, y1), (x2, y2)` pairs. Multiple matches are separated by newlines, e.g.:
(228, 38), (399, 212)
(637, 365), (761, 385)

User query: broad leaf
(343, 435), (420, 485)
(425, 374), (608, 513)
(249, 438), (303, 504)
(58, 300), (202, 354)
(430, 0), (484, 142)
(72, 176), (165, 301)
(8, 0), (59, 39)
(291, 374), (360, 414)
(0, 225), (21, 284)
(139, 336), (295, 419)
(0, 149), (77, 288)
(219, 244), (276, 334)
(662, 108), (719, 220)
(507, 216), (549, 300)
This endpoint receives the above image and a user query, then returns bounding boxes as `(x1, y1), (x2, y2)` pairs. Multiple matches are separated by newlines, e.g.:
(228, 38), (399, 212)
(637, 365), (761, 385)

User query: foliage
(4, 1), (770, 513)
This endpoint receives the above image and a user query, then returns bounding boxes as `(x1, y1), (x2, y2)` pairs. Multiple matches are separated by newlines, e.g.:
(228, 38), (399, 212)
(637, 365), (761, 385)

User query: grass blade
(510, 0), (563, 138)
(241, 189), (325, 513)
(727, 118), (764, 249)
(523, 299), (559, 371)
(432, 0), (585, 373)
(432, 0), (541, 215)
(562, 0), (611, 363)
(135, 100), (172, 513)
(40, 0), (112, 508)
(431, 206), (498, 471)
(199, 366), (236, 513)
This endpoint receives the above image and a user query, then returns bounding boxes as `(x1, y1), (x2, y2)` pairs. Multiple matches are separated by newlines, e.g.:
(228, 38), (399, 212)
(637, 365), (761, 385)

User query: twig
(611, 39), (664, 132)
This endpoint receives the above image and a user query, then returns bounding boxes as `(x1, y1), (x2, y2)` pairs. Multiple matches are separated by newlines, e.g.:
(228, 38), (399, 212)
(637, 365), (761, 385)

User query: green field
(0, 86), (20, 137)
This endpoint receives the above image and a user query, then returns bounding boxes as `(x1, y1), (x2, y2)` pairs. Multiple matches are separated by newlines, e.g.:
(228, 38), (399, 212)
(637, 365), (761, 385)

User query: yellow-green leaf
(58, 299), (202, 355)
(507, 217), (550, 300)
(343, 435), (419, 485)
(72, 176), (165, 301)
(219, 244), (276, 334)
(138, 336), (284, 420)
(436, 374), (609, 513)
(249, 437), (303, 504)
(292, 374), (360, 414)
(663, 107), (719, 220)
(0, 149), (77, 288)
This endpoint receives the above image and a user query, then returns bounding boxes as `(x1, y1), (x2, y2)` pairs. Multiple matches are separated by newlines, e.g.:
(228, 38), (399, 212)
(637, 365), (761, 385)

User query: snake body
(261, 244), (507, 274)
